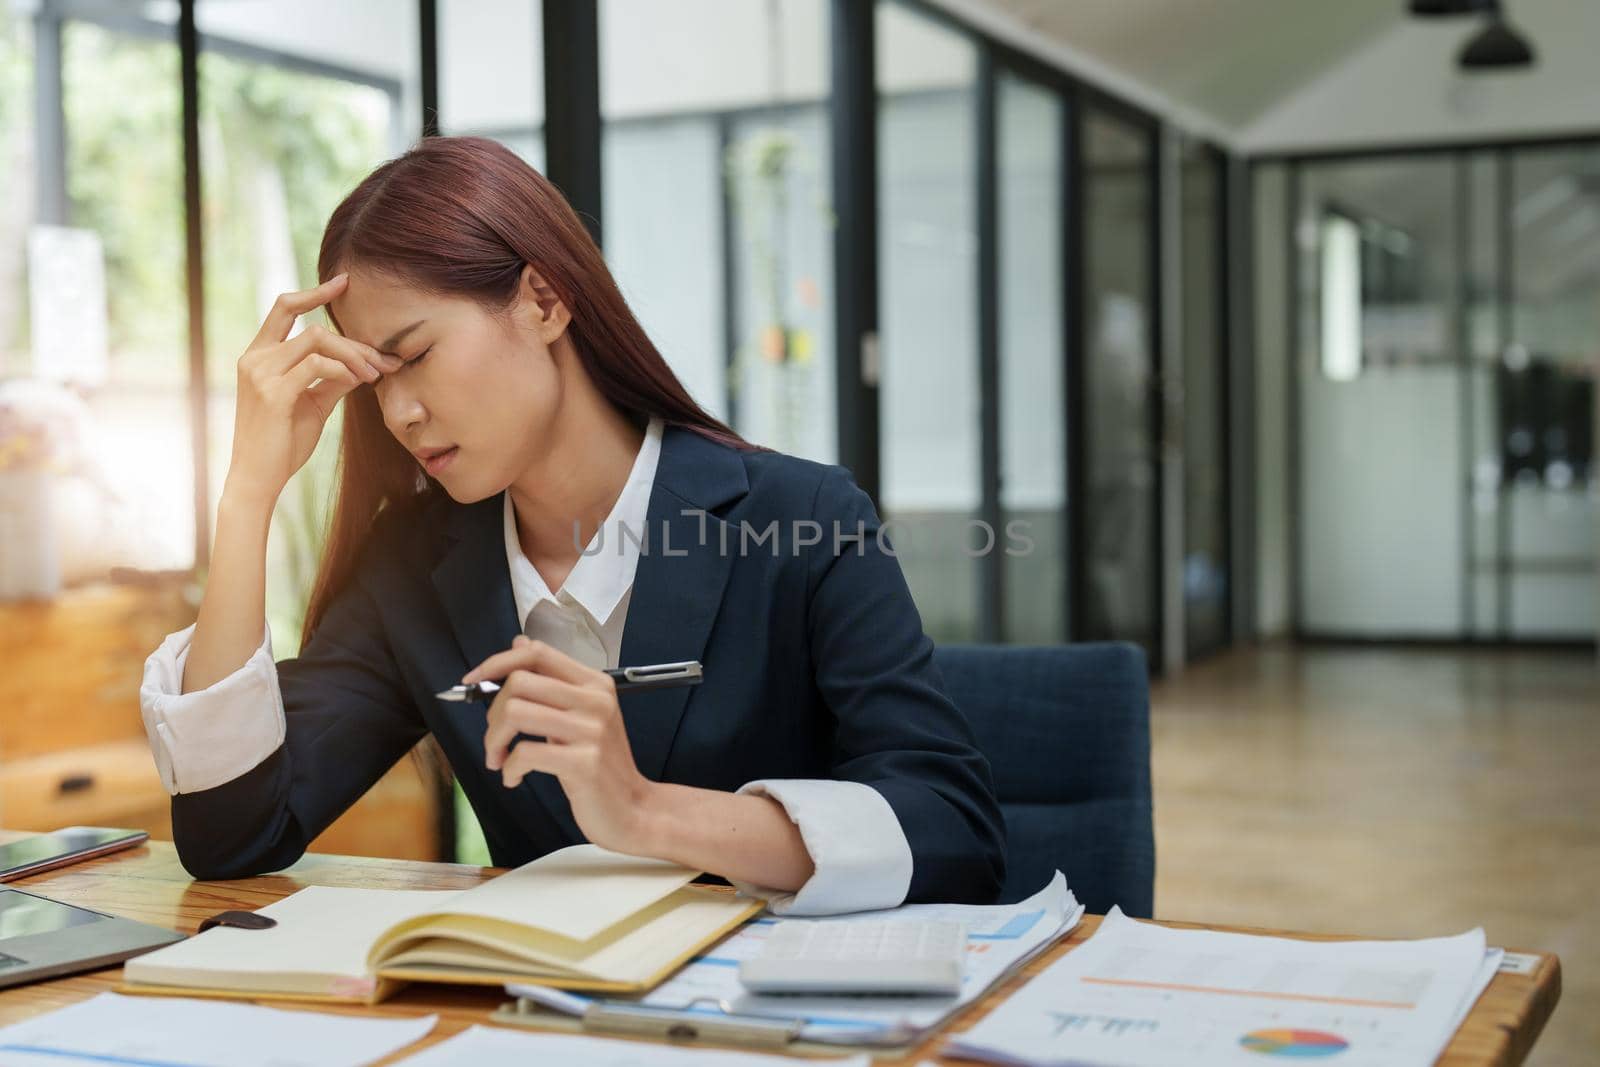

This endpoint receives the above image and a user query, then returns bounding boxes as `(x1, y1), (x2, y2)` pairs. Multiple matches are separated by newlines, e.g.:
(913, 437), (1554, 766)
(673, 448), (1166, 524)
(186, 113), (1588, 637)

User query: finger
(485, 699), (585, 770)
(465, 640), (591, 686)
(283, 354), (359, 396)
(500, 669), (595, 716)
(304, 374), (362, 421)
(464, 638), (599, 688)
(261, 324), (399, 380)
(250, 274), (350, 351)
(499, 738), (573, 789)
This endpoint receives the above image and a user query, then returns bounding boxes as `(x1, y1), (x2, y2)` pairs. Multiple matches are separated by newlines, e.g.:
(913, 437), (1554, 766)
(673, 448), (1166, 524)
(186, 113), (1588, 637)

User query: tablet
(0, 827), (149, 882)
(0, 887), (184, 990)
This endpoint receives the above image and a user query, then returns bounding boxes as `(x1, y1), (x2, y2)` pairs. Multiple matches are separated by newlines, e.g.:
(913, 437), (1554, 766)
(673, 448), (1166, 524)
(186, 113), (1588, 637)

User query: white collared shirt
(501, 417), (662, 669)
(141, 417), (914, 915)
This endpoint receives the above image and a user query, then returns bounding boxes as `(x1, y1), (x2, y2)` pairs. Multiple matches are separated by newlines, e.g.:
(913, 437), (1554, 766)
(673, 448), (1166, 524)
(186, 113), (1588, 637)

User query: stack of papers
(393, 1025), (871, 1065)
(946, 907), (1502, 1067)
(511, 872), (1084, 1047)
(0, 992), (436, 1067)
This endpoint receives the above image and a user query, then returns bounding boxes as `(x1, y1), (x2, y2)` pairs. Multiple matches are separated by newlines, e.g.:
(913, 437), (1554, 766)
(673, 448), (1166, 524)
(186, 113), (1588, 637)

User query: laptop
(0, 886), (185, 990)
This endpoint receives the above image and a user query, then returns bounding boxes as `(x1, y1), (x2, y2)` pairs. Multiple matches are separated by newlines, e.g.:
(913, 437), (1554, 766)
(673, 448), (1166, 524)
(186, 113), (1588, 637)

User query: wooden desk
(0, 840), (1562, 1065)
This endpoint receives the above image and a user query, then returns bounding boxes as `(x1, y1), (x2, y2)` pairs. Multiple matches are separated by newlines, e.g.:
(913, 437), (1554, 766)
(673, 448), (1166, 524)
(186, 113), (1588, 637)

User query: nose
(374, 374), (426, 437)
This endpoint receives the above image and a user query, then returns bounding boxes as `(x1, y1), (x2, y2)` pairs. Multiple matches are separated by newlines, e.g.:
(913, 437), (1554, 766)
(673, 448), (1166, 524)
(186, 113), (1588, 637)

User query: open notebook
(121, 845), (763, 1004)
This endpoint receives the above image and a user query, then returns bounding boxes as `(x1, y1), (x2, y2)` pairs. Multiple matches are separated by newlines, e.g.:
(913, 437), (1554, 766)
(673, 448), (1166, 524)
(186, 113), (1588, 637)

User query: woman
(140, 136), (1004, 915)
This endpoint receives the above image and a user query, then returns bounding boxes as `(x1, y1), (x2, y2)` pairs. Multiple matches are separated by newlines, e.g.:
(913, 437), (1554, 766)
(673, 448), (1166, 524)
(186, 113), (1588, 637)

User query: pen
(434, 660), (703, 701)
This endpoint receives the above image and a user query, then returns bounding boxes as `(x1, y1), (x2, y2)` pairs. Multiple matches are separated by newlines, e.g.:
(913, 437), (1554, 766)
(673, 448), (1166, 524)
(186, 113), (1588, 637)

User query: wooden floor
(1151, 641), (1598, 1067)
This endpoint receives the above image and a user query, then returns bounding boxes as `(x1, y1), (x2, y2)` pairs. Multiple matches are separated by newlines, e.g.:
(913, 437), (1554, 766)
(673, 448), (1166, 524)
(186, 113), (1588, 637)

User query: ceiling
(975, 0), (1398, 129)
(939, 0), (1600, 152)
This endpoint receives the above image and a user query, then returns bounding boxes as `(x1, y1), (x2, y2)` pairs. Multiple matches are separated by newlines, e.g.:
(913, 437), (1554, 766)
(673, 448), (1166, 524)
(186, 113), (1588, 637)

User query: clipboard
(490, 994), (919, 1058)
(489, 873), (1083, 1058)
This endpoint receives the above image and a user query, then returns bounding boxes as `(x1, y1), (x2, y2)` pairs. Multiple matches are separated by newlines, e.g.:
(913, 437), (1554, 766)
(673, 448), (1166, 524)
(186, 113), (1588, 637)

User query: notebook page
(376, 887), (757, 984)
(125, 887), (457, 994)
(436, 845), (698, 942)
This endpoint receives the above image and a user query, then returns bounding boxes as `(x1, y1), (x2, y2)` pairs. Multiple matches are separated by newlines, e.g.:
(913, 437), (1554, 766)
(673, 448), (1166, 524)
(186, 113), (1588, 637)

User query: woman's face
(330, 266), (569, 503)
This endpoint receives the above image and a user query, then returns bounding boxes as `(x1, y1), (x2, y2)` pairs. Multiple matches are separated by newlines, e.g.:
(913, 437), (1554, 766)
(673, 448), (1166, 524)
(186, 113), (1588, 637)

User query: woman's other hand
(464, 636), (657, 855)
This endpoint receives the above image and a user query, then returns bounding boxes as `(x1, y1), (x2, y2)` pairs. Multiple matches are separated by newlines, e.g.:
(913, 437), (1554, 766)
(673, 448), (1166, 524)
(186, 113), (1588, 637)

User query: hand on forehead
(327, 270), (442, 353)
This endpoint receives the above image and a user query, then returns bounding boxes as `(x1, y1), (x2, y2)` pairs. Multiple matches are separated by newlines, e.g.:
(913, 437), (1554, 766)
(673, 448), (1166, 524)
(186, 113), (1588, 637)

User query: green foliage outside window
(198, 51), (388, 381)
(0, 10), (34, 372)
(61, 23), (185, 385)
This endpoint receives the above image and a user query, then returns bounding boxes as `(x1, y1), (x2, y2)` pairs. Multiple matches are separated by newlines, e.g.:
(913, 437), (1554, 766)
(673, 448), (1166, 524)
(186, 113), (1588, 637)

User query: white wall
(601, 0), (827, 118)
(439, 0), (542, 132)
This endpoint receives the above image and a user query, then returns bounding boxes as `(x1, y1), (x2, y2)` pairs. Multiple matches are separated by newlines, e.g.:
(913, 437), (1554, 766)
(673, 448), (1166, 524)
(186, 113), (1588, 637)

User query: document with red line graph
(946, 907), (1500, 1066)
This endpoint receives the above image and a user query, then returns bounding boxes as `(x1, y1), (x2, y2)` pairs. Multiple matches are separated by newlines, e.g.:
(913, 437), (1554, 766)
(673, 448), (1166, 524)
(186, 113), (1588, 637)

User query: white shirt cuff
(139, 622), (287, 795)
(728, 779), (914, 916)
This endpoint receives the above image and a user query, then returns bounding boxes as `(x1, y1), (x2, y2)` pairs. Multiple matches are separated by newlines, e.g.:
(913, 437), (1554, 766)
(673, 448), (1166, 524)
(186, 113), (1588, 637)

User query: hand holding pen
(443, 635), (694, 855)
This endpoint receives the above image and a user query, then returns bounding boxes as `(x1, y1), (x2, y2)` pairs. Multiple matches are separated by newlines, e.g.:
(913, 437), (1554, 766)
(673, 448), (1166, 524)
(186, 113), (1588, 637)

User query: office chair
(933, 642), (1155, 917)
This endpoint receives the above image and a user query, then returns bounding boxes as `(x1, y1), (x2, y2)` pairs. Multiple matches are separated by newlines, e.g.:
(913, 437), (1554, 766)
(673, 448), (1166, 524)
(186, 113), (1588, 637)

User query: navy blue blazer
(171, 425), (1006, 903)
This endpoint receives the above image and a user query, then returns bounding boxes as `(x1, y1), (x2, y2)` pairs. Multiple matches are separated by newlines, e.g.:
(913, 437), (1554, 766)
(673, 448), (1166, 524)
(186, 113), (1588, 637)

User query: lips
(414, 445), (459, 476)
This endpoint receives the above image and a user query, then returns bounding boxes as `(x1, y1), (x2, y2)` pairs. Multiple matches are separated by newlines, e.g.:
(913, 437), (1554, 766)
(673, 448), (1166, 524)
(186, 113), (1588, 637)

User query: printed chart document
(511, 872), (1084, 1047)
(946, 907), (1497, 1067)
(0, 992), (435, 1067)
(392, 1024), (872, 1066)
(121, 844), (760, 1003)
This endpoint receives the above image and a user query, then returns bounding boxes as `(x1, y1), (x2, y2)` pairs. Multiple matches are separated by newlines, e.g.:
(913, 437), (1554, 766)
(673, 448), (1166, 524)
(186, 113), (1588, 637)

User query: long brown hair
(304, 135), (752, 649)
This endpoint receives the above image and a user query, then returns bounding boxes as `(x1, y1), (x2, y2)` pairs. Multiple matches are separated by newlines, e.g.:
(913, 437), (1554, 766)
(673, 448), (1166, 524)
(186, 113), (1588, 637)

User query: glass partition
(1294, 145), (1597, 642)
(876, 1), (980, 642)
(1295, 155), (1463, 636)
(997, 71), (1067, 644)
(1502, 145), (1599, 638)
(1080, 106), (1158, 657)
(600, 0), (833, 458)
(1181, 140), (1228, 656)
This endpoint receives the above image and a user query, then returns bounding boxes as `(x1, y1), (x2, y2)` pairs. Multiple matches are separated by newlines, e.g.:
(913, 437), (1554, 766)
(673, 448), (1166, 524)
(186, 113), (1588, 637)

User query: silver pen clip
(617, 660), (702, 684)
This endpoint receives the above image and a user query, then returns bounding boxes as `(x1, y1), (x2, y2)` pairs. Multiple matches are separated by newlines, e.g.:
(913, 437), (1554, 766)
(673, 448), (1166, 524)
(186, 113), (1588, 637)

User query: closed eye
(408, 345), (433, 367)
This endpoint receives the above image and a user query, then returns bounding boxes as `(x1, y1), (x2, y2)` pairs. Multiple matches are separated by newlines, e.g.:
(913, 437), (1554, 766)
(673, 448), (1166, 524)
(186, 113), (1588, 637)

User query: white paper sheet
(511, 872), (1084, 1046)
(0, 992), (436, 1067)
(1450, 948), (1504, 1032)
(392, 1025), (871, 1066)
(946, 907), (1495, 1067)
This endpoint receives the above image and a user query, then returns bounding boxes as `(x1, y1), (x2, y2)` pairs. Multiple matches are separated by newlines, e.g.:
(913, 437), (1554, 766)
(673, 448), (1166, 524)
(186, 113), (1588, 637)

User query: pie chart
(1238, 1029), (1350, 1057)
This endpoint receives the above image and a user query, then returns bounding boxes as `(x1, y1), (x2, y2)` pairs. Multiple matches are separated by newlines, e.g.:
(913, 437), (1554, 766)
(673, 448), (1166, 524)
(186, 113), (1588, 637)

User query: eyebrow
(379, 320), (427, 353)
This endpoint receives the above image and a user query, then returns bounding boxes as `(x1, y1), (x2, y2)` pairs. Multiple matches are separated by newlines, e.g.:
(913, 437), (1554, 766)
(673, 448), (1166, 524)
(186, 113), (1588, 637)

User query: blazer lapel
(618, 426), (749, 781)
(432, 494), (521, 674)
(433, 492), (582, 842)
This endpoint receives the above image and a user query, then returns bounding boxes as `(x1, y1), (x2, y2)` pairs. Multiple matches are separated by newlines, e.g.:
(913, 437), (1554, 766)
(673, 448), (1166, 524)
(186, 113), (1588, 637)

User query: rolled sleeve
(801, 465), (1007, 904)
(727, 779), (914, 916)
(139, 623), (286, 796)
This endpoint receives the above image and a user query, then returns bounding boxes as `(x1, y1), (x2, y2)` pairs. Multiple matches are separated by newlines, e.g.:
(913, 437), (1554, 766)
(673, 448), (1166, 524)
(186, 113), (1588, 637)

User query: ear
(517, 263), (572, 345)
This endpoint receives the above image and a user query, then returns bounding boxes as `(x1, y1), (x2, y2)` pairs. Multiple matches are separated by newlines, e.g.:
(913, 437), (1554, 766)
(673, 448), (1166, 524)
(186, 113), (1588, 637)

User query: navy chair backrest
(933, 642), (1155, 917)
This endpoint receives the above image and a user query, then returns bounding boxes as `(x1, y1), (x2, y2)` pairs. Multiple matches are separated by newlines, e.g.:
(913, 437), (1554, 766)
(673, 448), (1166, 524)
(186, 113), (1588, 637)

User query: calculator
(737, 919), (967, 995)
